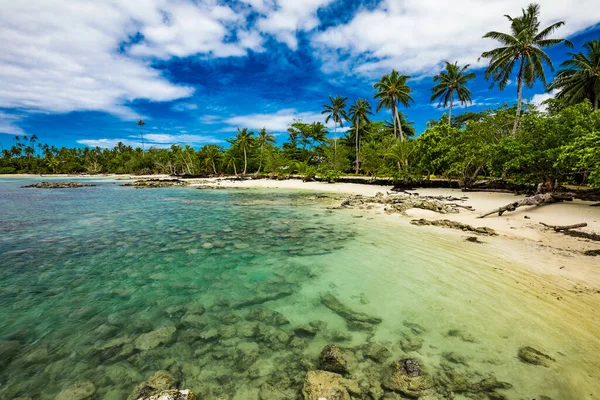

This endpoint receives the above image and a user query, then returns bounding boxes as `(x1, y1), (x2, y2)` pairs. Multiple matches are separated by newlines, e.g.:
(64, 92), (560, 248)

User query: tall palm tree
(431, 62), (476, 124)
(348, 99), (373, 174)
(223, 148), (240, 176)
(321, 95), (348, 157)
(481, 3), (572, 134)
(256, 127), (275, 173)
(374, 70), (413, 141)
(137, 120), (146, 153)
(231, 128), (254, 175)
(201, 144), (221, 175)
(548, 40), (600, 110)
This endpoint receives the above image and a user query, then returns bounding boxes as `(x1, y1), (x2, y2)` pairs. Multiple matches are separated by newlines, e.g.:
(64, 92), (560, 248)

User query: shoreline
(189, 177), (600, 289)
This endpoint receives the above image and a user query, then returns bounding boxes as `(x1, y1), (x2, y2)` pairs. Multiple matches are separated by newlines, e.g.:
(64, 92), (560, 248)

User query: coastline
(188, 177), (600, 288)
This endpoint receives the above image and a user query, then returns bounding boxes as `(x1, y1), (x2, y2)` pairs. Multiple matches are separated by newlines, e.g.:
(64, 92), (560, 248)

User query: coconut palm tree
(321, 95), (348, 157)
(256, 128), (276, 173)
(481, 3), (572, 134)
(201, 144), (221, 175)
(223, 148), (240, 176)
(231, 128), (254, 175)
(431, 62), (476, 124)
(373, 70), (413, 141)
(137, 120), (146, 153)
(348, 99), (373, 173)
(548, 40), (600, 110)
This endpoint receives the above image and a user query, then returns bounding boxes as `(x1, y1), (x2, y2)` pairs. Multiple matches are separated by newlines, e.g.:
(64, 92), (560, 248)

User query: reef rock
(302, 370), (360, 400)
(319, 344), (356, 376)
(0, 340), (21, 368)
(134, 326), (176, 351)
(128, 371), (177, 400)
(382, 359), (434, 398)
(399, 332), (423, 352)
(518, 346), (555, 367)
(231, 290), (294, 309)
(321, 294), (382, 325)
(55, 380), (96, 400)
(137, 389), (197, 400)
(410, 219), (497, 236)
(363, 343), (392, 364)
(23, 182), (96, 189)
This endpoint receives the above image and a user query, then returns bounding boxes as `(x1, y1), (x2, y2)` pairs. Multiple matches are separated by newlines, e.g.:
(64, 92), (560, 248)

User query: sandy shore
(190, 177), (600, 288)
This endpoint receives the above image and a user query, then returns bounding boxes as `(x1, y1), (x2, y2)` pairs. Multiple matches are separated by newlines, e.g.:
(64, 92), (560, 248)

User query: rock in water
(363, 343), (392, 363)
(302, 370), (360, 400)
(518, 346), (555, 367)
(137, 389), (197, 400)
(318, 344), (356, 375)
(382, 358), (434, 398)
(231, 290), (294, 309)
(321, 293), (382, 324)
(134, 326), (176, 351)
(22, 181), (96, 189)
(128, 371), (178, 400)
(55, 381), (96, 400)
(0, 340), (21, 368)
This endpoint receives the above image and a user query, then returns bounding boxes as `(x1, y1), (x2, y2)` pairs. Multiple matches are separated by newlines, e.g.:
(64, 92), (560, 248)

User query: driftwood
(478, 193), (573, 218)
(591, 202), (600, 207)
(539, 222), (588, 231)
(410, 219), (497, 236)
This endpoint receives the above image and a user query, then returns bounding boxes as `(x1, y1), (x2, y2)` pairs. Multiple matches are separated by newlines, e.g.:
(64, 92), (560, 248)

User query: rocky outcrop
(382, 358), (435, 398)
(134, 326), (176, 351)
(122, 179), (189, 188)
(340, 194), (464, 215)
(321, 294), (382, 326)
(517, 346), (555, 367)
(55, 380), (96, 400)
(436, 369), (512, 398)
(318, 344), (356, 375)
(128, 370), (178, 400)
(23, 182), (96, 189)
(301, 370), (360, 400)
(410, 219), (497, 236)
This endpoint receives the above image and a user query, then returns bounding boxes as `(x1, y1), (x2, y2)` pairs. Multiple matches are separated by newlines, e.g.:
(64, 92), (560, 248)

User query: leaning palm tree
(256, 127), (276, 173)
(431, 62), (476, 124)
(201, 144), (221, 175)
(321, 95), (348, 157)
(481, 3), (572, 134)
(231, 128), (254, 175)
(137, 120), (146, 153)
(548, 40), (600, 110)
(348, 99), (373, 174)
(223, 148), (240, 176)
(373, 70), (413, 141)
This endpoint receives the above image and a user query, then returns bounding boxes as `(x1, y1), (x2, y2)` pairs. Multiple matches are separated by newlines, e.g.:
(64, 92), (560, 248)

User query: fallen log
(539, 222), (588, 231)
(478, 193), (573, 219)
(591, 202), (600, 207)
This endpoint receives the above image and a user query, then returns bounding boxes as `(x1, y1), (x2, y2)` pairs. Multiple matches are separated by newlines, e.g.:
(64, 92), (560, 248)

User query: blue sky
(1, 0), (599, 151)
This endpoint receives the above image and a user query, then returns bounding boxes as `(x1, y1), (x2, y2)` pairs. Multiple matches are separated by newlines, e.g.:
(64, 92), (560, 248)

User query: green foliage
(321, 170), (341, 183)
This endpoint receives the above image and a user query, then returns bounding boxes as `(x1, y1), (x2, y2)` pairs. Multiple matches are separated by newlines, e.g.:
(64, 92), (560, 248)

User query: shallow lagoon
(0, 177), (598, 399)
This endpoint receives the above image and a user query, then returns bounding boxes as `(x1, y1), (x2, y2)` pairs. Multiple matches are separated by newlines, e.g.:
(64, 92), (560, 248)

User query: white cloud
(171, 103), (198, 112)
(78, 132), (222, 149)
(0, 112), (25, 135)
(313, 0), (600, 77)
(223, 108), (330, 132)
(530, 90), (558, 111)
(0, 0), (267, 120)
(251, 0), (334, 49)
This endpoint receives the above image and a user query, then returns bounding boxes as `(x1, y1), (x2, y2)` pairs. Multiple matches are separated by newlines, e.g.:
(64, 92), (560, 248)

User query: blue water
(1, 177), (598, 399)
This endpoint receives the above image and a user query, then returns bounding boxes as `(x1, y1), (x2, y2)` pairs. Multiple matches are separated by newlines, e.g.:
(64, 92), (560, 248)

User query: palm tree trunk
(212, 160), (217, 175)
(594, 94), (598, 111)
(448, 92), (453, 125)
(392, 102), (397, 139)
(140, 127), (145, 156)
(258, 145), (263, 173)
(396, 109), (404, 141)
(233, 162), (238, 176)
(333, 123), (337, 167)
(512, 59), (525, 135)
(243, 147), (247, 175)
(355, 124), (359, 174)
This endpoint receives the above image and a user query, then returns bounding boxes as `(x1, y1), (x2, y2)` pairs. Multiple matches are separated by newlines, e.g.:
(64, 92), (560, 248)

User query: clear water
(1, 177), (598, 400)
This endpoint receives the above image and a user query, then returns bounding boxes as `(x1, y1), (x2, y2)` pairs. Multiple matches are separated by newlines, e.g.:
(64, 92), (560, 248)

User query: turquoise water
(1, 177), (599, 399)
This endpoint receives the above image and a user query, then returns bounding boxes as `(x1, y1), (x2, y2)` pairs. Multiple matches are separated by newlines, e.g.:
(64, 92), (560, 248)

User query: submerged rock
(294, 325), (318, 338)
(399, 332), (423, 352)
(0, 340), (21, 368)
(134, 326), (176, 351)
(128, 370), (177, 400)
(382, 359), (434, 398)
(231, 290), (294, 309)
(402, 321), (426, 335)
(436, 370), (512, 397)
(518, 346), (555, 367)
(363, 343), (392, 364)
(55, 380), (96, 400)
(318, 344), (356, 376)
(302, 370), (360, 400)
(321, 293), (382, 325)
